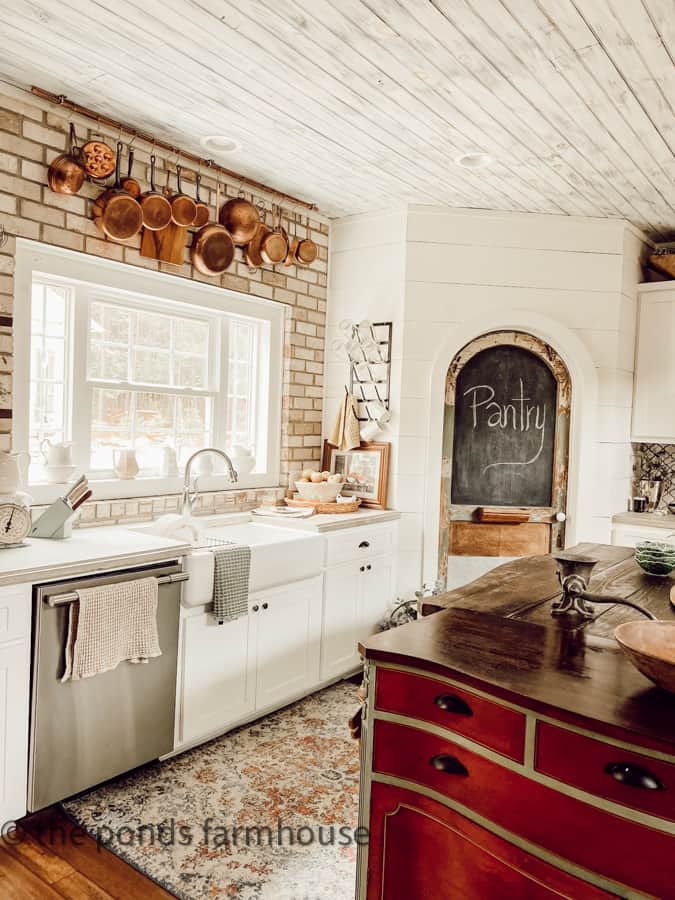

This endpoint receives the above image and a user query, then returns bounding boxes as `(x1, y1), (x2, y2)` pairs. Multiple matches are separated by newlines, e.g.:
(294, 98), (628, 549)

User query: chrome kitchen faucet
(180, 448), (238, 516)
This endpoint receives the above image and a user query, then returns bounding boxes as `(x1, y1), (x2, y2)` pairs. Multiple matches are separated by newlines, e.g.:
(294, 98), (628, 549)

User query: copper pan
(284, 210), (300, 267)
(139, 155), (172, 231)
(47, 124), (85, 195)
(260, 204), (288, 265)
(94, 142), (143, 242)
(192, 174), (210, 229)
(169, 165), (197, 227)
(191, 183), (235, 276)
(120, 146), (141, 198)
(296, 215), (318, 266)
(245, 219), (271, 268)
(220, 191), (260, 245)
(79, 135), (116, 179)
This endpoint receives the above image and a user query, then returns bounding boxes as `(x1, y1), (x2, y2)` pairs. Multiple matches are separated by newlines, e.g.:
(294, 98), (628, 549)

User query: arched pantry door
(438, 331), (571, 585)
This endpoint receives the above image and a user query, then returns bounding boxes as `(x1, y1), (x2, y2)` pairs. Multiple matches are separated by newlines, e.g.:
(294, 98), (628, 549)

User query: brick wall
(0, 86), (328, 523)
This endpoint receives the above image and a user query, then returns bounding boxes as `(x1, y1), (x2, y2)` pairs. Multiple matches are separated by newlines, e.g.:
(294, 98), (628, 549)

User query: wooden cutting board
(140, 223), (188, 264)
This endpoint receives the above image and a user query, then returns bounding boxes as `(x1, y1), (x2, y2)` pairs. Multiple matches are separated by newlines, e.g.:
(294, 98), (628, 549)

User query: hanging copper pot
(139, 155), (172, 231)
(296, 215), (318, 266)
(168, 165), (197, 227)
(260, 205), (289, 265)
(191, 183), (235, 276)
(119, 146), (141, 198)
(79, 134), (116, 179)
(47, 124), (85, 195)
(93, 142), (143, 242)
(284, 210), (300, 267)
(192, 174), (210, 229)
(219, 191), (260, 245)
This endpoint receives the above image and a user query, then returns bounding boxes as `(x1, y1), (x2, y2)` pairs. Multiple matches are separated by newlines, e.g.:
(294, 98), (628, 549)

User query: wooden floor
(0, 806), (173, 899)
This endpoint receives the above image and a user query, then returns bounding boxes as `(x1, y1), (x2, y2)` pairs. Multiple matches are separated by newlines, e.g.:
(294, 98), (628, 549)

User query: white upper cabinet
(632, 284), (675, 443)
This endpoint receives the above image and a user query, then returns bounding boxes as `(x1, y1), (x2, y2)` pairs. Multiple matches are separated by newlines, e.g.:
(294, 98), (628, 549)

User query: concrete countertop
(0, 526), (191, 588)
(612, 511), (675, 531)
(251, 508), (401, 532)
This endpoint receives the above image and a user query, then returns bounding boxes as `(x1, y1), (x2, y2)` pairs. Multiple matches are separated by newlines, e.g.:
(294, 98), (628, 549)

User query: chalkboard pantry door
(439, 331), (571, 583)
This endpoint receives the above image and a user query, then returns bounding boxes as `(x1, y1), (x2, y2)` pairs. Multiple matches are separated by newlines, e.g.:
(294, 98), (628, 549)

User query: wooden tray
(285, 496), (362, 514)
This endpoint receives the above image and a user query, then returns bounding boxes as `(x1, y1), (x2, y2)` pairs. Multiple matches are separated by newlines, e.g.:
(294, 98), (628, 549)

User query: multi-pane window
(25, 275), (272, 483)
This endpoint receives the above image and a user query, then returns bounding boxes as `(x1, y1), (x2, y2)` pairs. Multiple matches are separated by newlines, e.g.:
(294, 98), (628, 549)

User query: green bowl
(636, 540), (675, 554)
(634, 557), (675, 576)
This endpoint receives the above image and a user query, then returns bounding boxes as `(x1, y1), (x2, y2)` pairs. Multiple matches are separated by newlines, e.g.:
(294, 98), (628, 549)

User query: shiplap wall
(0, 86), (329, 525)
(326, 206), (648, 595)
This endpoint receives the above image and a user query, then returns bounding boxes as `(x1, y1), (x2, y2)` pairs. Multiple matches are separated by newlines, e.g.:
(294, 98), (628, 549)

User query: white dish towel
(61, 577), (161, 682)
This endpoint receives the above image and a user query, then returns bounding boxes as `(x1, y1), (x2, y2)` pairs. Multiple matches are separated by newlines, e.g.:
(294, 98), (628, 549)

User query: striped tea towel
(62, 577), (161, 682)
(212, 543), (251, 624)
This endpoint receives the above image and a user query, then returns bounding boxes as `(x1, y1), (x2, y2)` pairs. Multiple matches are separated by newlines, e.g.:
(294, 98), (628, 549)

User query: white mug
(160, 447), (179, 478)
(41, 439), (73, 467)
(360, 419), (381, 441)
(113, 448), (139, 480)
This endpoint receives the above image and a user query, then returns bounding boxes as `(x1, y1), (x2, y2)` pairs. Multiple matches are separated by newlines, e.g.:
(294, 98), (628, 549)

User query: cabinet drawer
(325, 524), (395, 566)
(372, 720), (675, 898)
(375, 667), (526, 762)
(535, 722), (675, 821)
(0, 584), (31, 645)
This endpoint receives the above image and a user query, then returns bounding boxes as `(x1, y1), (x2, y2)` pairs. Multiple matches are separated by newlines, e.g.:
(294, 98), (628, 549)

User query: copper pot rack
(31, 86), (318, 212)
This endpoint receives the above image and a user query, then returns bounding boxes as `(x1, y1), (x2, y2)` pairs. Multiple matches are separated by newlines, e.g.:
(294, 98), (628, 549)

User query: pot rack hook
(0, 224), (7, 249)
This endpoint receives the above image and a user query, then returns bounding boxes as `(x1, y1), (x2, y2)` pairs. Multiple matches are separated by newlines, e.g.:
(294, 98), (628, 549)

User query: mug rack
(348, 321), (392, 423)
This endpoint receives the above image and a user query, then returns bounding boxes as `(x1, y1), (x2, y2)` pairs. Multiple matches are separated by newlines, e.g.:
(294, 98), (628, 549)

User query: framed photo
(321, 441), (390, 509)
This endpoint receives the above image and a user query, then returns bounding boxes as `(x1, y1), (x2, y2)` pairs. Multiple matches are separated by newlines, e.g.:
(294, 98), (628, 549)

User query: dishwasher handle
(44, 572), (190, 607)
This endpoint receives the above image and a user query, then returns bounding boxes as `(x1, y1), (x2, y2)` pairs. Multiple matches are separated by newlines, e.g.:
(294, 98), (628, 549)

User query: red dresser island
(357, 543), (675, 899)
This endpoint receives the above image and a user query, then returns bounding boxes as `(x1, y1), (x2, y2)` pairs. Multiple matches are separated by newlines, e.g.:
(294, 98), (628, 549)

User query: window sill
(26, 473), (279, 506)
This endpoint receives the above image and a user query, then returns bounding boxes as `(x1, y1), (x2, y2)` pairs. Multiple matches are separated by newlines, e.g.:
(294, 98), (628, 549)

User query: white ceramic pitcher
(0, 450), (30, 494)
(41, 439), (73, 467)
(113, 448), (139, 480)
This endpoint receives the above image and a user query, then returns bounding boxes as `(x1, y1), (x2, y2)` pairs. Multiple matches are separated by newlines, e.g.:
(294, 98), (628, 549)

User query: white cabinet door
(321, 556), (396, 682)
(321, 561), (363, 682)
(361, 556), (394, 635)
(633, 286), (675, 442)
(180, 611), (255, 745)
(254, 576), (322, 712)
(0, 641), (30, 824)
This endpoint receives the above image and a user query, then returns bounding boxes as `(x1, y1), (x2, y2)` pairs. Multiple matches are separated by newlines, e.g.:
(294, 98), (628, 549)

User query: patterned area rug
(63, 681), (361, 900)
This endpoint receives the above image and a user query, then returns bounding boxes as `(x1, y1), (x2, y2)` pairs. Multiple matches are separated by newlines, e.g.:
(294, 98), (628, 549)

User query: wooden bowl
(614, 621), (675, 693)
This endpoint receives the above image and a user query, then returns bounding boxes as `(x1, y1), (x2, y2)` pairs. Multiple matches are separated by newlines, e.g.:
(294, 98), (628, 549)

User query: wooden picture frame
(321, 441), (390, 509)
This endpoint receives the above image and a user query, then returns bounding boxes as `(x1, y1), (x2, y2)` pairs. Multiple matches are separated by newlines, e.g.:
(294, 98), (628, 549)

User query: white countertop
(0, 526), (191, 588)
(250, 508), (401, 532)
(612, 511), (675, 530)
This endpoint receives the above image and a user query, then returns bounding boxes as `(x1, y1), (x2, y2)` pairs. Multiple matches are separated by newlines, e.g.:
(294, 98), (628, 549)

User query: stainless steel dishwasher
(28, 561), (186, 812)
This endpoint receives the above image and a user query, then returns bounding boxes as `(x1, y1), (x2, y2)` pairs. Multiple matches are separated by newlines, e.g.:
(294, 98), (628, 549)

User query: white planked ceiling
(1, 0), (675, 234)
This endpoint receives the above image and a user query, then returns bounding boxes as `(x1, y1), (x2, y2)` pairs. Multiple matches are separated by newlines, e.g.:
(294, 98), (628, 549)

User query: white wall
(326, 205), (648, 595)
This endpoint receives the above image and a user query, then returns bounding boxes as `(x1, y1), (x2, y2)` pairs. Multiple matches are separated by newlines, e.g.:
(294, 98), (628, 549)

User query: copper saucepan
(169, 165), (197, 227)
(93, 142), (143, 242)
(296, 214), (318, 266)
(191, 183), (235, 276)
(260, 205), (289, 265)
(140, 155), (172, 231)
(47, 123), (85, 195)
(120, 146), (141, 198)
(220, 191), (260, 246)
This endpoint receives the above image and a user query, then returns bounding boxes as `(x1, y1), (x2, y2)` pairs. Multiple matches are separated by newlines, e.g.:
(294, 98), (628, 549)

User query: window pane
(90, 388), (132, 471)
(133, 348), (170, 385)
(174, 319), (209, 355)
(225, 320), (256, 450)
(173, 353), (206, 389)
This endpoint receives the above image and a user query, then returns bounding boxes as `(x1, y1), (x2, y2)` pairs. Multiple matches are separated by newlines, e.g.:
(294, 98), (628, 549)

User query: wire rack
(349, 322), (392, 422)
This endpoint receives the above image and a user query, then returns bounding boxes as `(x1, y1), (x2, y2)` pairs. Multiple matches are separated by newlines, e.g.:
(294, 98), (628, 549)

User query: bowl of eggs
(296, 469), (345, 502)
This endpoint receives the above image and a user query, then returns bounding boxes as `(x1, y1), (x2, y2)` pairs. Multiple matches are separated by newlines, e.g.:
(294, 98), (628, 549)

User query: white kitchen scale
(0, 493), (33, 548)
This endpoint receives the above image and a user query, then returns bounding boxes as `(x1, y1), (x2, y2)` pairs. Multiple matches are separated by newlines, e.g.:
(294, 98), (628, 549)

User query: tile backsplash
(633, 443), (675, 509)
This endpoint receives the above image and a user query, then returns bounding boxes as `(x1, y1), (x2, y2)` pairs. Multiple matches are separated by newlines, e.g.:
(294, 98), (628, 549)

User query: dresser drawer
(375, 667), (526, 761)
(535, 721), (675, 821)
(0, 584), (31, 645)
(325, 524), (396, 567)
(372, 720), (675, 898)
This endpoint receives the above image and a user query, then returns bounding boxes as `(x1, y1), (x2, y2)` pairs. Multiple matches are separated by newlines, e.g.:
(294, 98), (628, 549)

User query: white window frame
(13, 240), (284, 503)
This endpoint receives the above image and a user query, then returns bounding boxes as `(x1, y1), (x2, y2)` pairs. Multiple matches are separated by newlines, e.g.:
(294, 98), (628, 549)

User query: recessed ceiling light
(200, 135), (240, 154)
(455, 152), (494, 169)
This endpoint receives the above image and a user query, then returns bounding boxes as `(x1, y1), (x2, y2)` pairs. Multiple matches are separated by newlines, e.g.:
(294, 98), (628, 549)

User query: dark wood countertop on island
(360, 543), (675, 752)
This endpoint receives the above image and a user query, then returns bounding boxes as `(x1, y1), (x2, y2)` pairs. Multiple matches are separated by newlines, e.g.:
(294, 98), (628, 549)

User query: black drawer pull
(434, 693), (473, 716)
(359, 540), (370, 549)
(366, 564), (372, 571)
(430, 754), (469, 776)
(252, 604), (259, 612)
(262, 602), (269, 610)
(360, 566), (365, 572)
(604, 762), (664, 791)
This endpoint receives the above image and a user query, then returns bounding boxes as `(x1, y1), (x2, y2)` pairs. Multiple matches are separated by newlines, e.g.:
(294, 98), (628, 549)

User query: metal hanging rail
(31, 86), (318, 211)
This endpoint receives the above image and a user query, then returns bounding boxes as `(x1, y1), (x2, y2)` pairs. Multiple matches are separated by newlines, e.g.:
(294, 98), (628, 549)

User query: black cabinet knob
(359, 541), (370, 549)
(604, 762), (664, 791)
(360, 566), (365, 572)
(434, 694), (473, 717)
(262, 602), (269, 610)
(252, 604), (259, 612)
(366, 564), (372, 571)
(430, 754), (469, 776)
